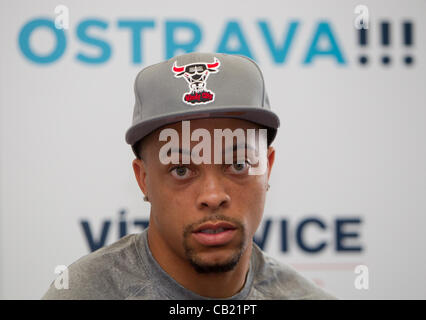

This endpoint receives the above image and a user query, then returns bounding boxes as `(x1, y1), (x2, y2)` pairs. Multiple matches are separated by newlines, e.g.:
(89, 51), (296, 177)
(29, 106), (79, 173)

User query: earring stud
(143, 195), (149, 202)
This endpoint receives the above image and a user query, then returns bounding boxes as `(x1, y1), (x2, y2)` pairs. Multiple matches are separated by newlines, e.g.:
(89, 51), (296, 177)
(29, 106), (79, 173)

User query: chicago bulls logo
(172, 57), (220, 105)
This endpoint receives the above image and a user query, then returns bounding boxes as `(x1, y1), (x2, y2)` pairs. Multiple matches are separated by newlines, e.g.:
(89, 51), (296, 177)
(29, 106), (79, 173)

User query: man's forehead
(142, 118), (266, 152)
(141, 118), (268, 174)
(160, 118), (261, 133)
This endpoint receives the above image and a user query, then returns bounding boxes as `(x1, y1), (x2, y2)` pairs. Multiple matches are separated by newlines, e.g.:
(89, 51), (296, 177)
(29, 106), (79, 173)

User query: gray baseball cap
(125, 52), (280, 156)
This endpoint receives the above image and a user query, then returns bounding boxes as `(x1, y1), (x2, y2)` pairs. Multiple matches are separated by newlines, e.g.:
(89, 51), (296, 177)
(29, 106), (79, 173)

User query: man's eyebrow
(166, 143), (256, 156)
(224, 143), (256, 153)
(167, 148), (191, 156)
(167, 143), (255, 155)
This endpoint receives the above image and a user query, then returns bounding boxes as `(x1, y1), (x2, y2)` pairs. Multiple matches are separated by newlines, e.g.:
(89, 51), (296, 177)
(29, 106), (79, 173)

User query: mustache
(183, 214), (244, 237)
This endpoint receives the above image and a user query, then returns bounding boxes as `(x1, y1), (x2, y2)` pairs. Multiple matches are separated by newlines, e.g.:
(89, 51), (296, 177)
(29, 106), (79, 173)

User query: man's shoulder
(42, 233), (149, 300)
(250, 245), (337, 300)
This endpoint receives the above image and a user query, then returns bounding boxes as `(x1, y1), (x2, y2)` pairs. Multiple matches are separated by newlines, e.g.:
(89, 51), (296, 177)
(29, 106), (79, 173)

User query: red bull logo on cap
(172, 57), (220, 105)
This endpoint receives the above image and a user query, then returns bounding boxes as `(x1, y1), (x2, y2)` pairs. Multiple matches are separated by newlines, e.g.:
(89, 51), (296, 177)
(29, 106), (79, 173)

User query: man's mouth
(198, 227), (227, 234)
(192, 222), (237, 246)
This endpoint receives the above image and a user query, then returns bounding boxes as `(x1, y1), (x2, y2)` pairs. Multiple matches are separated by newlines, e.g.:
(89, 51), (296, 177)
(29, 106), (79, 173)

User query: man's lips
(192, 221), (237, 246)
(192, 221), (237, 233)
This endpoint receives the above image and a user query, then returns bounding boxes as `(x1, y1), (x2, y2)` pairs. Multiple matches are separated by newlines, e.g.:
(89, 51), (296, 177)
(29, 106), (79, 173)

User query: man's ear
(266, 146), (275, 180)
(132, 159), (148, 197)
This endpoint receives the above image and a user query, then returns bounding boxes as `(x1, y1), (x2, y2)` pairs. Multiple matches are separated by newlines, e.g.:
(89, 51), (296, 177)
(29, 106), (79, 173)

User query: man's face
(132, 118), (275, 274)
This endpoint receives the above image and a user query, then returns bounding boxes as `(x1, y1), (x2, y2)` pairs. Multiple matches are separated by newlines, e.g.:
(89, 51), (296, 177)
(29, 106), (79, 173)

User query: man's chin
(189, 255), (241, 274)
(186, 247), (245, 274)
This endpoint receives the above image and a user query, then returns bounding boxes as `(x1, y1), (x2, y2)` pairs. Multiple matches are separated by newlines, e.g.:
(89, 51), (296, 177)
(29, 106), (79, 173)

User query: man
(43, 52), (336, 299)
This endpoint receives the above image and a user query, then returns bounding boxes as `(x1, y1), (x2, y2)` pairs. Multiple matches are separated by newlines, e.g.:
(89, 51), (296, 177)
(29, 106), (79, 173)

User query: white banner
(1, 0), (425, 299)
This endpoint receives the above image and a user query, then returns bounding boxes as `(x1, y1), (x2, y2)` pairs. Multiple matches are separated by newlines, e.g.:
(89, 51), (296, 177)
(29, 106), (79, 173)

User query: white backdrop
(1, 0), (425, 299)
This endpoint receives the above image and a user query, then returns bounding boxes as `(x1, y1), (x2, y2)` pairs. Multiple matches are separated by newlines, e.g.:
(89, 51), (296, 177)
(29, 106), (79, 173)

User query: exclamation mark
(403, 21), (414, 65)
(358, 27), (368, 65)
(381, 21), (391, 65)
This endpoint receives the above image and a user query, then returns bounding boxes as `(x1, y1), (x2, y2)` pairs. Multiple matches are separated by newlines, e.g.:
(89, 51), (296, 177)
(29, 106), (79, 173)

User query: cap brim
(125, 105), (280, 148)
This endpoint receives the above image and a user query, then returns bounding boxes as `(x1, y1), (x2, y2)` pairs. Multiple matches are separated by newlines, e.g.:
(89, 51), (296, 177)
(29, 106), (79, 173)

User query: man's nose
(196, 172), (231, 211)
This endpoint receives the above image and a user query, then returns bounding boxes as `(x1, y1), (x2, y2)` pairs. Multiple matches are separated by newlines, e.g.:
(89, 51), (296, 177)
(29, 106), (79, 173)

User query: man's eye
(233, 163), (246, 171)
(170, 166), (192, 179)
(227, 161), (251, 174)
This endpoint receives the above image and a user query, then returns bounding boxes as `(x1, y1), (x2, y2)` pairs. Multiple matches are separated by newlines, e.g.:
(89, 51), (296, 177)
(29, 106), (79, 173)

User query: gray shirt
(42, 229), (336, 300)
